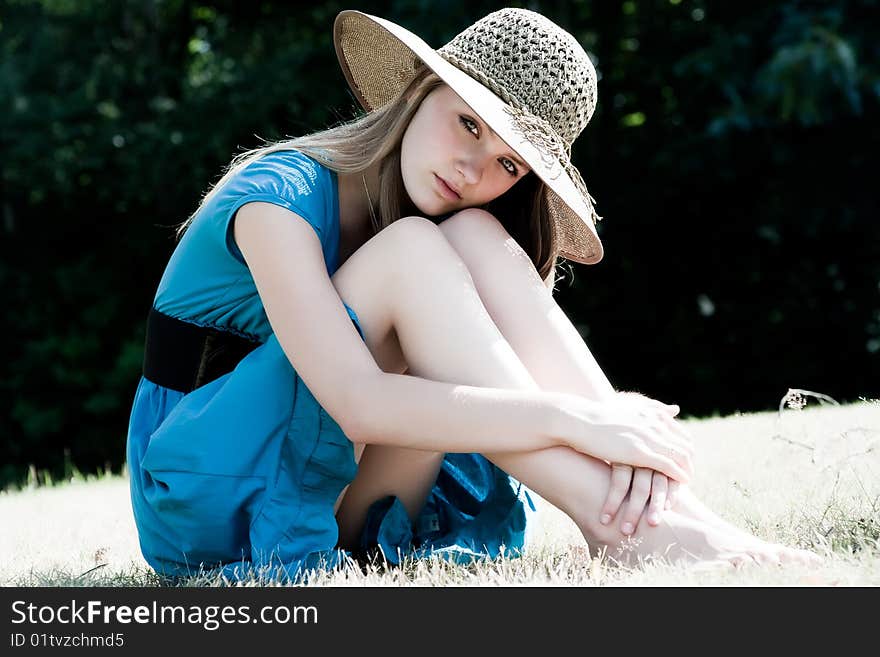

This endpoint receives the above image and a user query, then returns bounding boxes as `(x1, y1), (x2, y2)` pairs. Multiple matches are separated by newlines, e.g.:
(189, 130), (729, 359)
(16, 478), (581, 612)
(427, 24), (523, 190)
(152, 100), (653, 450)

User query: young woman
(126, 8), (820, 581)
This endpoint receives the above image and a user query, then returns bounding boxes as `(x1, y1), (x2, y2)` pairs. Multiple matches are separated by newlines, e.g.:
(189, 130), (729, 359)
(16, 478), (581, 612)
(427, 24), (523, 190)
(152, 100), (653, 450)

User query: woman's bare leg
(331, 216), (537, 549)
(435, 208), (819, 565)
(330, 215), (816, 566)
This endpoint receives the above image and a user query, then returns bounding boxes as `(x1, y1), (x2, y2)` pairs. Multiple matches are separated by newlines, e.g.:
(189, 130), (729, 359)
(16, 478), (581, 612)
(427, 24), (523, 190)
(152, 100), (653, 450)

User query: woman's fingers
(651, 399), (680, 417)
(620, 468), (654, 535)
(631, 393), (680, 419)
(636, 423), (694, 481)
(658, 409), (694, 445)
(644, 413), (695, 477)
(667, 479), (681, 509)
(600, 464), (633, 526)
(645, 472), (668, 526)
(650, 452), (690, 484)
(668, 439), (694, 479)
(637, 395), (691, 443)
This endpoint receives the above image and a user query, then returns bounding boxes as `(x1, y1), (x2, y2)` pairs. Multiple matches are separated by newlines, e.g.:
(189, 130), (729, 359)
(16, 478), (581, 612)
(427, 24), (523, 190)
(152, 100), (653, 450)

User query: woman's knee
(329, 215), (469, 374)
(342, 215), (474, 302)
(437, 208), (513, 253)
(334, 214), (457, 284)
(437, 209), (533, 282)
(438, 208), (509, 241)
(384, 215), (471, 271)
(342, 215), (467, 275)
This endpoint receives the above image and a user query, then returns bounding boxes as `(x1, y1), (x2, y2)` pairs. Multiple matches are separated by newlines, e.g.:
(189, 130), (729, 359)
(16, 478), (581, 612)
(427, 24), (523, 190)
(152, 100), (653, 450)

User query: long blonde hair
(176, 64), (560, 283)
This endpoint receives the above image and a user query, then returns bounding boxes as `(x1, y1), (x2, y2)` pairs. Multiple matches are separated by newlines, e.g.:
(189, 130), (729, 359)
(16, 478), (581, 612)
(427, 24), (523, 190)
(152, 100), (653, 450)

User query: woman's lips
(434, 174), (461, 201)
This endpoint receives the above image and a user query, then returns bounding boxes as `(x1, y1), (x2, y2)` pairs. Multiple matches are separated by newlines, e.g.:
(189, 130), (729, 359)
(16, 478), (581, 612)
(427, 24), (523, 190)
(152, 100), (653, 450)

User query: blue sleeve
(215, 150), (334, 264)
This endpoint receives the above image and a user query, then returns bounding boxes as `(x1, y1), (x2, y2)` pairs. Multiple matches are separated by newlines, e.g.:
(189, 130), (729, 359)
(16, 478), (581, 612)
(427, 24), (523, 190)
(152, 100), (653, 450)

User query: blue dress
(126, 149), (537, 582)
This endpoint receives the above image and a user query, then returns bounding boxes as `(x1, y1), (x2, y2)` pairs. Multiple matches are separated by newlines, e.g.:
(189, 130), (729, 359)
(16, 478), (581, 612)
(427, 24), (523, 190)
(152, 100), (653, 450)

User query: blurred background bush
(2, 0), (877, 489)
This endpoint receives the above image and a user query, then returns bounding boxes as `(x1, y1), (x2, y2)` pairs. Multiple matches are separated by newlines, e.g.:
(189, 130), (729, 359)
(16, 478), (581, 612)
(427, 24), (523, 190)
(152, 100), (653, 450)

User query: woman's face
(400, 84), (531, 216)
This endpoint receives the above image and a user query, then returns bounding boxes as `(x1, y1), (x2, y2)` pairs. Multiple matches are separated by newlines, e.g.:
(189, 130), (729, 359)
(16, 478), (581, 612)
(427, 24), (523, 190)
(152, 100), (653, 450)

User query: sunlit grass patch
(3, 398), (878, 586)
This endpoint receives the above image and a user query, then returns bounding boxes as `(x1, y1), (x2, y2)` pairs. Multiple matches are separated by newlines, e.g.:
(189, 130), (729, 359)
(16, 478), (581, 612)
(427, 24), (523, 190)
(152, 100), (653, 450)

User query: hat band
(503, 108), (601, 227)
(438, 50), (524, 111)
(563, 160), (602, 226)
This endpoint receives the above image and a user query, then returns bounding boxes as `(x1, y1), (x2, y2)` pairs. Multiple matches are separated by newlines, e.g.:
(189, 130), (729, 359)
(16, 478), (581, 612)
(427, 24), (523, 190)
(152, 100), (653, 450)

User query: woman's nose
(456, 158), (483, 186)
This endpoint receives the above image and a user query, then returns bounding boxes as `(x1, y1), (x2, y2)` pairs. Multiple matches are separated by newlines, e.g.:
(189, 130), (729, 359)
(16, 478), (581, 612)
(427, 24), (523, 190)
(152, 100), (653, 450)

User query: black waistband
(142, 308), (263, 393)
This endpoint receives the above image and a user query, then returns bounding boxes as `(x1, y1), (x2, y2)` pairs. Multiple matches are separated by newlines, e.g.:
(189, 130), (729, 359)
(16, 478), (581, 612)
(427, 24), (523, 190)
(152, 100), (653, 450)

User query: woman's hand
(561, 392), (695, 483)
(599, 392), (689, 534)
(600, 465), (682, 535)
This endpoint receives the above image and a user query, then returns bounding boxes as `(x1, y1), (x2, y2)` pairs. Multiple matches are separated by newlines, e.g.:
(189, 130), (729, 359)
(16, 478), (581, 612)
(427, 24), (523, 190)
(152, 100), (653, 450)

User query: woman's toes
(727, 553), (760, 569)
(750, 549), (783, 567)
(768, 544), (822, 567)
(689, 559), (736, 573)
(788, 547), (823, 567)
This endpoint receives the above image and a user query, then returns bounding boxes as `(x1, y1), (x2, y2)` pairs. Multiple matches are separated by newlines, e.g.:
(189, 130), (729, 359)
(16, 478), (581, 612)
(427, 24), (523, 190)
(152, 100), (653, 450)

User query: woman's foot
(673, 487), (823, 568)
(597, 509), (822, 570)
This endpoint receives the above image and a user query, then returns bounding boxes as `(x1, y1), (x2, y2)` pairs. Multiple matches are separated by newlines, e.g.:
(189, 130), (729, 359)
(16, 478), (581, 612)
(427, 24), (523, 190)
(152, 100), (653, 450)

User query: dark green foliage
(1, 0), (877, 489)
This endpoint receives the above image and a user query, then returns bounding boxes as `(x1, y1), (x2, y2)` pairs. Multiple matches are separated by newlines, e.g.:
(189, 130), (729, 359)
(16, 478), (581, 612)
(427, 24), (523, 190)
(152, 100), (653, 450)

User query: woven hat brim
(333, 10), (603, 265)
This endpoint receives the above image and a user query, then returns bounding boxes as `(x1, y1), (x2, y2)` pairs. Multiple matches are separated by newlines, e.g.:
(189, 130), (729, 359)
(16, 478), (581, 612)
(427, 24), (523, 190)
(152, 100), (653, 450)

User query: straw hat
(333, 7), (604, 265)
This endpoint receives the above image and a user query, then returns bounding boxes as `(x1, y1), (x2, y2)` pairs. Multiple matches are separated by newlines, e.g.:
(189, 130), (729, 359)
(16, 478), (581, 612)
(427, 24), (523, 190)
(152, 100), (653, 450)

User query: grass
(2, 395), (878, 586)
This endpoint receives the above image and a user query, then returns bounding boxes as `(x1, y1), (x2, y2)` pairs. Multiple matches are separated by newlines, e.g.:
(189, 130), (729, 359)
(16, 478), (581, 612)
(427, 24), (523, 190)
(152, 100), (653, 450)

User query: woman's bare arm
(348, 371), (571, 453)
(234, 201), (569, 454)
(234, 202), (689, 479)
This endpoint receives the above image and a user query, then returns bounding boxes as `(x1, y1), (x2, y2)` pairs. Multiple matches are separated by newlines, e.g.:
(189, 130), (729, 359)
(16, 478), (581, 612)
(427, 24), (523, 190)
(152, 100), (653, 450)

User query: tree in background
(1, 0), (876, 488)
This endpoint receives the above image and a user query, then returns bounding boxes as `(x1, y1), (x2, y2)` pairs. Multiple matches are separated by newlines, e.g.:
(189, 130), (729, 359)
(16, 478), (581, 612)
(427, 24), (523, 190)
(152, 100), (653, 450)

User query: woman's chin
(411, 195), (451, 218)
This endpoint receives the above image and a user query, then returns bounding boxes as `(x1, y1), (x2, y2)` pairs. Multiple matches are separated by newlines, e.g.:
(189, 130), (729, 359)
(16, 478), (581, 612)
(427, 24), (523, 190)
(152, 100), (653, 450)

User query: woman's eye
(460, 116), (518, 177)
(459, 116), (478, 136)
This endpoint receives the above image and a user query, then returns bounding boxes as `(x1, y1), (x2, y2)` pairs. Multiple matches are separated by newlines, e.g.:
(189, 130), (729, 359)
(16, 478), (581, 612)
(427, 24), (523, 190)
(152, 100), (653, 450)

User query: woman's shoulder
(209, 147), (338, 224)
(246, 148), (334, 191)
(252, 147), (315, 169)
(222, 147), (340, 253)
